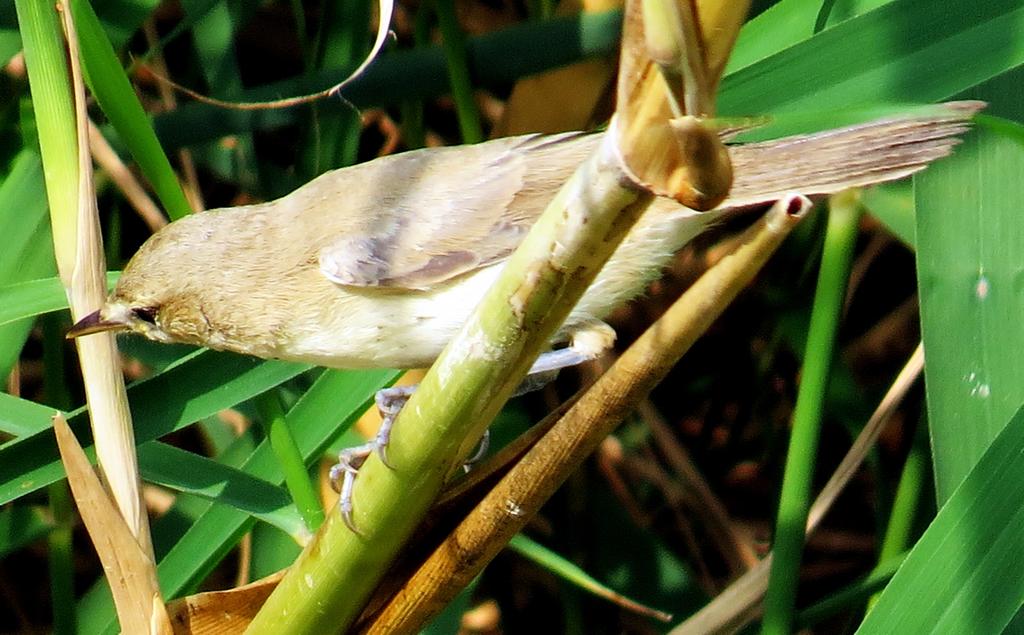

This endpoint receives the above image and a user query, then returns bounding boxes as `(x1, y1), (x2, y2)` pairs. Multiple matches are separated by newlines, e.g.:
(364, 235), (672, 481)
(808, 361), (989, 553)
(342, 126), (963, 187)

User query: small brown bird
(69, 103), (980, 371)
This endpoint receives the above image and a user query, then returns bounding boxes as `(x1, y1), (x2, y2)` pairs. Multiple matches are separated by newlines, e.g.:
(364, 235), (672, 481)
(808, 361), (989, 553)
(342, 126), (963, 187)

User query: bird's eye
(133, 307), (158, 324)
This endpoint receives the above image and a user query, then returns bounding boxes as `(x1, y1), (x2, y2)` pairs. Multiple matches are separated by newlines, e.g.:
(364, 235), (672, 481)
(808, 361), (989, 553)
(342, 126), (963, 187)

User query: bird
(68, 103), (979, 364)
(68, 102), (979, 526)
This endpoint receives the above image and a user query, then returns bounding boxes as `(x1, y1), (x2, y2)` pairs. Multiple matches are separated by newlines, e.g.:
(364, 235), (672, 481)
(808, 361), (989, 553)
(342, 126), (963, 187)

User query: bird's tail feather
(722, 101), (984, 209)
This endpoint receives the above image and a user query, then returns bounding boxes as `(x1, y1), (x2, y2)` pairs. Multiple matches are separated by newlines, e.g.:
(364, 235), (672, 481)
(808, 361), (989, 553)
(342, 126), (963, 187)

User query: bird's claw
(331, 384), (418, 532)
(463, 429), (490, 473)
(330, 444), (372, 533)
(373, 385), (416, 467)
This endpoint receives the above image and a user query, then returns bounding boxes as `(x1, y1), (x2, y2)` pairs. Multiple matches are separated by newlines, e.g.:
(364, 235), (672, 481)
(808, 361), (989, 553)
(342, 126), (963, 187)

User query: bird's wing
(317, 131), (596, 290)
(318, 101), (981, 290)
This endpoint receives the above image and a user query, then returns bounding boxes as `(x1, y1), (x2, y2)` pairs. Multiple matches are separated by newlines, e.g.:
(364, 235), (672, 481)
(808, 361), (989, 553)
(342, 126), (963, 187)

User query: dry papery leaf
(166, 571), (287, 635)
(52, 414), (171, 634)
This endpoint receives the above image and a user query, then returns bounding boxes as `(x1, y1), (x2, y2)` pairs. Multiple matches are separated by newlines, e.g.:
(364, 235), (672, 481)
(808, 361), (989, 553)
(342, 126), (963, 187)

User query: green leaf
(915, 125), (1024, 502)
(727, 0), (895, 73)
(0, 389), (304, 536)
(0, 273), (119, 328)
(0, 391), (55, 437)
(180, 0), (259, 187)
(509, 534), (670, 620)
(0, 149), (55, 378)
(0, 350), (310, 505)
(70, 0), (192, 219)
(0, 150), (49, 280)
(857, 404), (1024, 633)
(248, 522), (302, 581)
(136, 443), (305, 538)
(719, 0), (1024, 115)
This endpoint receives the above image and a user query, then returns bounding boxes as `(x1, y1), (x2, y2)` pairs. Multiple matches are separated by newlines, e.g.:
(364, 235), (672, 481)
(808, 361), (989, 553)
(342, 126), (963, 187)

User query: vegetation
(0, 0), (1022, 632)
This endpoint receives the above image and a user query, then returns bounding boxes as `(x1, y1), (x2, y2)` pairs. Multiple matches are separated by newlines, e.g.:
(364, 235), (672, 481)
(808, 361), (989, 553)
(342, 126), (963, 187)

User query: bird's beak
(66, 309), (128, 339)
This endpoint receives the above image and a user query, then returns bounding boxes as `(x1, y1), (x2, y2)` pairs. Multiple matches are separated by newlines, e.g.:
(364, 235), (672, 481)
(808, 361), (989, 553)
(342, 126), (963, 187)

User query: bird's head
(67, 214), (222, 346)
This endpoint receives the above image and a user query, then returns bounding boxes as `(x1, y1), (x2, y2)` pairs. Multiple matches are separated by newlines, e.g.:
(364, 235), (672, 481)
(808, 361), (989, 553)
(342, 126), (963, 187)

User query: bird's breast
(276, 264), (505, 369)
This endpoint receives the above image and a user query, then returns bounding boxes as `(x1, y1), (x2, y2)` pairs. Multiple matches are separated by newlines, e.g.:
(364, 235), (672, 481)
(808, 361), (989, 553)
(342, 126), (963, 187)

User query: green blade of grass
(0, 150), (49, 279)
(763, 194), (863, 634)
(719, 0), (1024, 116)
(70, 0), (191, 219)
(861, 181), (915, 248)
(254, 391), (324, 532)
(0, 392), (57, 437)
(0, 273), (119, 328)
(874, 417), (929, 578)
(0, 282), (45, 376)
(247, 522), (302, 581)
(726, 0), (895, 73)
(857, 403), (1024, 633)
(915, 123), (1024, 502)
(10, 0), (75, 392)
(82, 0), (160, 48)
(508, 534), (672, 621)
(136, 441), (305, 537)
(47, 481), (76, 635)
(0, 350), (310, 505)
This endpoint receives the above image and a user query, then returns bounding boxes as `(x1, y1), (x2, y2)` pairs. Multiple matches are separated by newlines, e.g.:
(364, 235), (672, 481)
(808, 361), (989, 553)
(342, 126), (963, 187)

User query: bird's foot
(331, 384), (416, 532)
(331, 321), (614, 532)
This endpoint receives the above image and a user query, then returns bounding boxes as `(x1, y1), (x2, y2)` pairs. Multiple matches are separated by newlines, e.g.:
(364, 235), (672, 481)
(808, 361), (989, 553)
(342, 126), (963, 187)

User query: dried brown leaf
(52, 414), (170, 635)
(166, 571), (287, 635)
